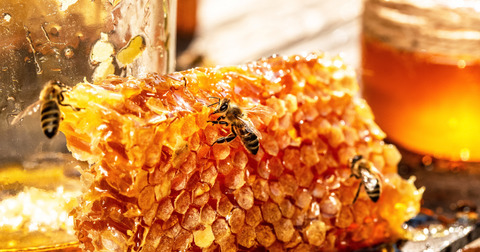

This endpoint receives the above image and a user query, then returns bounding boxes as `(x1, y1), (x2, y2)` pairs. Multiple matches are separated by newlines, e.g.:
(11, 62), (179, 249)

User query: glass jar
(0, 0), (176, 250)
(362, 0), (480, 161)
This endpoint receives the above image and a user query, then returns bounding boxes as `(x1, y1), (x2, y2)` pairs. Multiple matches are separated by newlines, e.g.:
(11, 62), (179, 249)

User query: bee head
(218, 99), (230, 112)
(209, 97), (230, 115)
(51, 80), (63, 86)
(350, 155), (363, 169)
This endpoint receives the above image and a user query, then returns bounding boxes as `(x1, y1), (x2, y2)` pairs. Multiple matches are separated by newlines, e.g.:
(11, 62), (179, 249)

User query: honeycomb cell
(233, 151), (248, 169)
(336, 205), (354, 228)
(201, 204), (216, 225)
(266, 97), (287, 118)
(138, 185), (155, 211)
(257, 161), (270, 179)
(180, 151), (197, 174)
(278, 173), (298, 196)
(300, 145), (319, 167)
(173, 228), (193, 251)
(236, 226), (256, 248)
(218, 156), (233, 175)
(294, 189), (313, 210)
(307, 202), (321, 220)
(252, 178), (270, 201)
(320, 194), (341, 217)
(312, 181), (327, 199)
(291, 207), (306, 227)
(268, 181), (285, 204)
(228, 208), (246, 234)
(255, 225), (276, 247)
(218, 234), (237, 252)
(273, 218), (295, 242)
(217, 196), (234, 217)
(182, 207), (201, 231)
(261, 201), (282, 224)
(174, 190), (191, 214)
(200, 164), (218, 187)
(329, 126), (345, 148)
(383, 144), (401, 167)
(283, 148), (300, 171)
(284, 94), (298, 113)
(144, 202), (159, 226)
(353, 200), (370, 224)
(284, 230), (302, 249)
(245, 206), (263, 227)
(212, 218), (231, 242)
(292, 243), (312, 252)
(171, 172), (187, 191)
(279, 199), (295, 218)
(305, 220), (326, 246)
(213, 144), (230, 160)
(262, 133), (280, 156)
(193, 224), (215, 248)
(267, 242), (284, 252)
(234, 186), (254, 210)
(225, 168), (246, 190)
(157, 236), (174, 252)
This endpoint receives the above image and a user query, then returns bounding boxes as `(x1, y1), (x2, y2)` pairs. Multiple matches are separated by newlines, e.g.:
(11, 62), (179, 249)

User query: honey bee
(207, 97), (274, 155)
(349, 155), (382, 203)
(11, 80), (81, 139)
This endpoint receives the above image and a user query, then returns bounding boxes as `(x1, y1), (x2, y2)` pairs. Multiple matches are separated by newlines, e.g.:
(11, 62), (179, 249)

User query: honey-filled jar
(0, 0), (176, 250)
(362, 0), (480, 161)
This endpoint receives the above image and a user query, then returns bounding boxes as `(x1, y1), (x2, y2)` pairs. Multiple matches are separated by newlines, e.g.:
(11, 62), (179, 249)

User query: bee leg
(349, 173), (360, 179)
(216, 116), (225, 121)
(352, 181), (363, 204)
(211, 129), (237, 146)
(207, 119), (228, 126)
(58, 91), (83, 111)
(182, 77), (187, 88)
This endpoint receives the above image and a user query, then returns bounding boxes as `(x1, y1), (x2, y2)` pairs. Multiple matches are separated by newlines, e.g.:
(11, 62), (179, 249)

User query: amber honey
(361, 0), (480, 162)
(362, 36), (480, 161)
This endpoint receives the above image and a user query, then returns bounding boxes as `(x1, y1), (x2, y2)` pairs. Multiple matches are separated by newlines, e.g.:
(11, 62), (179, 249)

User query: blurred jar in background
(0, 0), (176, 250)
(177, 0), (197, 40)
(362, 0), (480, 161)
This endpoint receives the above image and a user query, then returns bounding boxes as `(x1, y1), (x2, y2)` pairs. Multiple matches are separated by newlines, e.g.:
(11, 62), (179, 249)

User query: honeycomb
(59, 52), (424, 251)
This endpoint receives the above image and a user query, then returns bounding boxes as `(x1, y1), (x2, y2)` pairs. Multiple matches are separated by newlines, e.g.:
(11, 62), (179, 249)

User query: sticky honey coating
(59, 52), (424, 251)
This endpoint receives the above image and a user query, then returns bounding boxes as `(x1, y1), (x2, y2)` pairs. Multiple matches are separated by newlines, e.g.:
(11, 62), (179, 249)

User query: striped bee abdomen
(41, 100), (60, 138)
(239, 127), (259, 155)
(367, 183), (381, 202)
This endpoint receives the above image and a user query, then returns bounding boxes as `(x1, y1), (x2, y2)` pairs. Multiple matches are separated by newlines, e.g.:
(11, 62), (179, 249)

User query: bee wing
(244, 104), (276, 125)
(237, 117), (263, 140)
(10, 100), (42, 125)
(360, 169), (379, 192)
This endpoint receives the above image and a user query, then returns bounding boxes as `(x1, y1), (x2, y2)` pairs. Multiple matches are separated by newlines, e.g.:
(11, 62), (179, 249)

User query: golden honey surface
(59, 52), (423, 251)
(0, 165), (81, 250)
(362, 36), (480, 161)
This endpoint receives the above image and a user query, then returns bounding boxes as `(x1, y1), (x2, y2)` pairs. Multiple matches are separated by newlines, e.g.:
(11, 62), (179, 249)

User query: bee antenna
(207, 102), (219, 107)
(209, 96), (221, 101)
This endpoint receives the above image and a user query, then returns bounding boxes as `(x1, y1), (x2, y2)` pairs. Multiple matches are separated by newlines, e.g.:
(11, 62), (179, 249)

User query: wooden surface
(178, 0), (362, 69)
